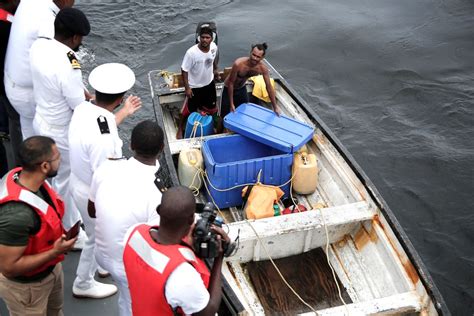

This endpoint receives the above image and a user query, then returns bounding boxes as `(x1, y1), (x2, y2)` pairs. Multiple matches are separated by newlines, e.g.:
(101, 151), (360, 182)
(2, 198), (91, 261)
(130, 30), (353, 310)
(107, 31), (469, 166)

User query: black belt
(9, 264), (56, 283)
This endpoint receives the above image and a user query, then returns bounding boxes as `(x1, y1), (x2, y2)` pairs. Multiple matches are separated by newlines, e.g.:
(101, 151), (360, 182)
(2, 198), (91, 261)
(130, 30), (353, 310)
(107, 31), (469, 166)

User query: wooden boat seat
(226, 201), (375, 263)
(299, 291), (421, 315)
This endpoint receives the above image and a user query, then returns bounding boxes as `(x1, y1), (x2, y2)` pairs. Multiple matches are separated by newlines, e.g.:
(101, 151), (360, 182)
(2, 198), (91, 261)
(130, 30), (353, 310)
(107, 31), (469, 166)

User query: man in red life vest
(123, 186), (230, 316)
(0, 136), (77, 316)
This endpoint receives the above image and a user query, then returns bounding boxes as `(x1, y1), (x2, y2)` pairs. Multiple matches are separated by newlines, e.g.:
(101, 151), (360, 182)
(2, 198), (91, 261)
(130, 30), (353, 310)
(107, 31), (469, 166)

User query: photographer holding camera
(123, 186), (230, 316)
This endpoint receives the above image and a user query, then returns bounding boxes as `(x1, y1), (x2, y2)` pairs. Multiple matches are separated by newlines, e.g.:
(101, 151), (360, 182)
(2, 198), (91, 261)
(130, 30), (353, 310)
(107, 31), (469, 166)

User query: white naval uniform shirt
(69, 101), (123, 185)
(181, 42), (217, 88)
(4, 0), (59, 87)
(90, 158), (162, 266)
(30, 38), (85, 126)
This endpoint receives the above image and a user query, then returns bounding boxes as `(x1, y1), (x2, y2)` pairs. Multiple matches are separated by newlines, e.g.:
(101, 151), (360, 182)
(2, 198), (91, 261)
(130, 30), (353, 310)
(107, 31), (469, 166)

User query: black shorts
(220, 85), (249, 118)
(187, 80), (217, 113)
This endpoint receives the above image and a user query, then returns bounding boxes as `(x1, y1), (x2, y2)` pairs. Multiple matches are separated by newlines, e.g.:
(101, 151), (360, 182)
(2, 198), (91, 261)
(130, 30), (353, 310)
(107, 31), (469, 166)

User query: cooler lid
(223, 103), (314, 153)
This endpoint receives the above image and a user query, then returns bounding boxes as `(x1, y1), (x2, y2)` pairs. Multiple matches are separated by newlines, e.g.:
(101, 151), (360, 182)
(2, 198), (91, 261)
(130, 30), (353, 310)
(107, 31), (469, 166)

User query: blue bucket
(184, 112), (214, 138)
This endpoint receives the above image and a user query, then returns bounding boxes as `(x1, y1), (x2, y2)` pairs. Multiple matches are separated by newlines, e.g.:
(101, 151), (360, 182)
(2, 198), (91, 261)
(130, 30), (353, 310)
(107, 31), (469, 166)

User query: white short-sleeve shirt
(69, 101), (123, 185)
(4, 0), (59, 87)
(30, 38), (85, 126)
(90, 158), (162, 266)
(181, 42), (217, 88)
(165, 262), (210, 314)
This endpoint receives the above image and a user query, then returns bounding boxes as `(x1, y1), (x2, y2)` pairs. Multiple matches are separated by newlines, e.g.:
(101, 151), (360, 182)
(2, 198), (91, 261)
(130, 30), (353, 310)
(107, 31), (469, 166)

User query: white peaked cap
(89, 63), (136, 94)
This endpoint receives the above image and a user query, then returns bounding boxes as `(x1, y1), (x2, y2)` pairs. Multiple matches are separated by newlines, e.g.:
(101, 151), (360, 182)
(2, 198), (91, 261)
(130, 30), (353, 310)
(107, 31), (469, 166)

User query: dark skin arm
(226, 62), (240, 113)
(213, 50), (220, 82)
(261, 66), (280, 115)
(87, 200), (96, 218)
(0, 234), (77, 278)
(182, 69), (193, 99)
(194, 253), (223, 316)
(193, 226), (230, 316)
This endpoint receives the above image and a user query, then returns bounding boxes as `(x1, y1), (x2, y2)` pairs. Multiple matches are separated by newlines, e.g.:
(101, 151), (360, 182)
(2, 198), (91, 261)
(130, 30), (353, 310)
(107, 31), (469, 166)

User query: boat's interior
(150, 68), (438, 315)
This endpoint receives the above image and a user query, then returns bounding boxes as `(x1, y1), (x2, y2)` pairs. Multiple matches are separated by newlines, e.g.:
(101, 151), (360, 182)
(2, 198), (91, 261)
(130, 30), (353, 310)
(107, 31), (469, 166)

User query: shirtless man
(220, 43), (280, 118)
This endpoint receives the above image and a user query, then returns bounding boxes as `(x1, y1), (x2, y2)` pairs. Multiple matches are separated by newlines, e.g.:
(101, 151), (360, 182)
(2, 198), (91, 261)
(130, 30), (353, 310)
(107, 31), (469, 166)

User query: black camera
(193, 202), (235, 258)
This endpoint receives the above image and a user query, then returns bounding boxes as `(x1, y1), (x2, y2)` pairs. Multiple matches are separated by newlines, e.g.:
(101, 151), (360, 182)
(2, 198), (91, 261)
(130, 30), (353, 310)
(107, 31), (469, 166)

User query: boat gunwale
(148, 70), (245, 314)
(148, 63), (450, 315)
(264, 62), (449, 316)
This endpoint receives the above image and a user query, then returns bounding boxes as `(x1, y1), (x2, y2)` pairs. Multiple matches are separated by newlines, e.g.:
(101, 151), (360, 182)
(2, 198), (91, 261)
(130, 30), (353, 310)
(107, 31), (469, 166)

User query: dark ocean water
(74, 0), (473, 314)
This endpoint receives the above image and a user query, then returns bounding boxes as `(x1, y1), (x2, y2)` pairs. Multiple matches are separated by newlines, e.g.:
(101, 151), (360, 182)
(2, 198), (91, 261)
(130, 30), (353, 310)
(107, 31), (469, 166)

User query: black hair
(199, 26), (213, 38)
(251, 42), (268, 55)
(18, 136), (56, 172)
(130, 120), (164, 159)
(95, 91), (125, 105)
(157, 186), (195, 231)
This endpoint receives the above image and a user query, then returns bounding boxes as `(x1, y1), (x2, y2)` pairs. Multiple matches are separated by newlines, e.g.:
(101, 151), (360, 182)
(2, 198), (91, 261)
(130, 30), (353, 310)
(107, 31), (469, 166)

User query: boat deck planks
(246, 247), (351, 315)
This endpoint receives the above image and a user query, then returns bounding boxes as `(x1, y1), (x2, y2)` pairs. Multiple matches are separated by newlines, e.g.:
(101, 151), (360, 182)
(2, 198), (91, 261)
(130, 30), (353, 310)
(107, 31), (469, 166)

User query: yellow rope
(159, 70), (173, 77)
(183, 145), (350, 314)
(189, 164), (318, 312)
(201, 167), (297, 193)
(319, 206), (350, 314)
(189, 119), (205, 141)
(199, 169), (227, 220)
(244, 216), (318, 313)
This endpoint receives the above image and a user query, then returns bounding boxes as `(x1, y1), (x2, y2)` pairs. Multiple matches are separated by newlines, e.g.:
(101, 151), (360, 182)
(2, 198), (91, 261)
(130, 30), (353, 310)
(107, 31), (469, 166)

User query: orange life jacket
(0, 168), (65, 276)
(123, 224), (210, 316)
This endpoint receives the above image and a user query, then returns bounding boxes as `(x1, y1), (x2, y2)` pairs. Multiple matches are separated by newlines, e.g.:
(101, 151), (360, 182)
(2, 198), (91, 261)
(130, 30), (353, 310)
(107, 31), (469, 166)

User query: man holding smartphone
(0, 136), (76, 316)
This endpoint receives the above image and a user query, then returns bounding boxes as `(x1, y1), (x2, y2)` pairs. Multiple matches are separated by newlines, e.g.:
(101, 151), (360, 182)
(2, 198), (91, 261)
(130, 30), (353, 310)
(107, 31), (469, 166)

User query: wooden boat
(148, 62), (449, 315)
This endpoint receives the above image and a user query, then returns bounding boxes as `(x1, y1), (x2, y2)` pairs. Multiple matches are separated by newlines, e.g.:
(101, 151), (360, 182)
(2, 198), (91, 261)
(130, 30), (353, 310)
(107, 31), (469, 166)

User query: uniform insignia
(67, 51), (81, 69)
(97, 116), (110, 134)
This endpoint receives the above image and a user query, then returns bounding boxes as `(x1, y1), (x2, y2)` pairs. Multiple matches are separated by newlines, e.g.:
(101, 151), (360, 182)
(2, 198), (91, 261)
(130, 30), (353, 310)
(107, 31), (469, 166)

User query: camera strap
(154, 170), (167, 193)
(154, 177), (167, 193)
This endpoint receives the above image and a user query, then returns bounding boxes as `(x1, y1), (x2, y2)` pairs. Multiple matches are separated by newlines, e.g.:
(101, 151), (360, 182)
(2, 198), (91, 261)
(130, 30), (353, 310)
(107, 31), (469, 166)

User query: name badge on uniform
(97, 116), (110, 134)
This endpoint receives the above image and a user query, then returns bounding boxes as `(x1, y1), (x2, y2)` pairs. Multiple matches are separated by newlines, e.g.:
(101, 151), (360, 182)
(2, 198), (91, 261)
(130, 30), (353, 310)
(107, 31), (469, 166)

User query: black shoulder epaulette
(97, 116), (110, 134)
(67, 51), (81, 69)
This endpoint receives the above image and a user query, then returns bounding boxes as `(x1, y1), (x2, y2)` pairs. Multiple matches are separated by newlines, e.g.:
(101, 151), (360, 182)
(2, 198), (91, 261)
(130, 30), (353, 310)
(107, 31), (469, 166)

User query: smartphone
(65, 221), (81, 240)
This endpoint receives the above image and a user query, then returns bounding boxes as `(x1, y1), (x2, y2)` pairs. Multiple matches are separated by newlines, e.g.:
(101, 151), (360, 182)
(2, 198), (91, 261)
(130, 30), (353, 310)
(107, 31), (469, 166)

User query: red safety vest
(123, 224), (210, 316)
(0, 168), (65, 276)
(0, 8), (14, 23)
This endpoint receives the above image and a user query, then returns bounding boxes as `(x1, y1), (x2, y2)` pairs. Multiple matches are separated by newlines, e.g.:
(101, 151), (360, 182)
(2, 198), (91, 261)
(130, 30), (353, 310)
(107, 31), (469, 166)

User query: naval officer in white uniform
(30, 7), (90, 232)
(89, 120), (164, 316)
(4, 0), (74, 139)
(68, 63), (142, 298)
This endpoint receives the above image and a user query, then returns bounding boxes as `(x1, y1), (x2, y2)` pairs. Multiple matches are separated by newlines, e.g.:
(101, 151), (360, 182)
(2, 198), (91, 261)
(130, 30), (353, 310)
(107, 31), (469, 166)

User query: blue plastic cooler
(202, 103), (314, 208)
